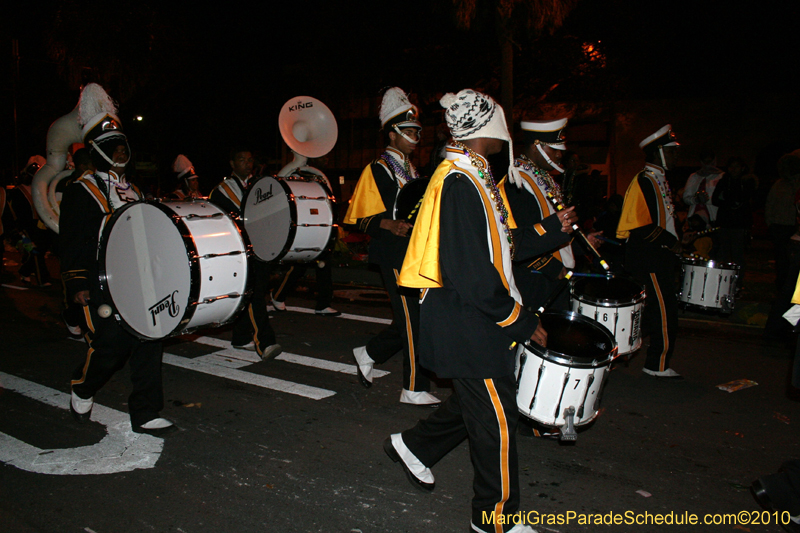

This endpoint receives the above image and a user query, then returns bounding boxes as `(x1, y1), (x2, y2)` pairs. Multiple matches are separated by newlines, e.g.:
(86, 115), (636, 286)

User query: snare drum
(571, 274), (646, 355)
(242, 175), (335, 263)
(99, 200), (248, 340)
(679, 258), (740, 311)
(516, 311), (616, 428)
(393, 178), (429, 225)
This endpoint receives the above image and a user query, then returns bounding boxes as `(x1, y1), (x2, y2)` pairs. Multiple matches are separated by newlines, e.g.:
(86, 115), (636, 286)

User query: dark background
(3, 0), (799, 186)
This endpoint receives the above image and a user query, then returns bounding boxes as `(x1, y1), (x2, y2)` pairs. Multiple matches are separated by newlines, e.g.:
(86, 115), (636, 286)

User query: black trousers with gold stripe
(366, 265), (429, 392)
(271, 252), (334, 311)
(626, 245), (678, 372)
(71, 304), (164, 427)
(401, 375), (520, 533)
(232, 260), (277, 355)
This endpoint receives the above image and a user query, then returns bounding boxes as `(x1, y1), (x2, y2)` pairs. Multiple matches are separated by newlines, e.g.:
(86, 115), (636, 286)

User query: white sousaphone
(241, 96), (339, 263)
(31, 106), (84, 233)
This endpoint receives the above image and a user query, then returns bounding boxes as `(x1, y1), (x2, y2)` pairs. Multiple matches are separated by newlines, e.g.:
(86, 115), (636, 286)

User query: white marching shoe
(400, 390), (441, 406)
(271, 297), (286, 312)
(383, 433), (435, 492)
(642, 367), (682, 379)
(352, 346), (375, 388)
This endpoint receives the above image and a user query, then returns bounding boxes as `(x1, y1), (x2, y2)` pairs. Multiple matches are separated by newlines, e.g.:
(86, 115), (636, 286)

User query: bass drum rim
(97, 200), (201, 341)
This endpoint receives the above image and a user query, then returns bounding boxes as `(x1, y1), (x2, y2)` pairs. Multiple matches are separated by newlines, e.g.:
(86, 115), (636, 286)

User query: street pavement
(1, 258), (799, 533)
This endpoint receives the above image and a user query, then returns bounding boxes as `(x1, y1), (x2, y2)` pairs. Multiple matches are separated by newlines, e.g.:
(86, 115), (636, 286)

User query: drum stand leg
(559, 407), (578, 442)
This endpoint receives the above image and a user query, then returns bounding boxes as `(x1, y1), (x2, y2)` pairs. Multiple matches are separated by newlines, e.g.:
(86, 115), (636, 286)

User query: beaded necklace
(643, 166), (675, 218)
(380, 151), (416, 185)
(516, 154), (564, 204)
(454, 141), (515, 259)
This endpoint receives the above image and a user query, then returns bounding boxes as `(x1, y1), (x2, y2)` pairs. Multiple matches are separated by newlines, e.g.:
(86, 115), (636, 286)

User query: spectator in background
(683, 149), (724, 228)
(712, 156), (756, 289)
(764, 150), (800, 291)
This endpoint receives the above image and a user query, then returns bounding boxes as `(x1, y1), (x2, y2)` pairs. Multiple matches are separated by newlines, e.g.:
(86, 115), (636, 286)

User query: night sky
(3, 0), (799, 183)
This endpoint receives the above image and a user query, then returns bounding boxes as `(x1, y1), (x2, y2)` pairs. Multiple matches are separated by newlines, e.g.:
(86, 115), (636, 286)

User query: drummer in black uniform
(209, 148), (281, 360)
(344, 87), (439, 406)
(501, 119), (597, 312)
(61, 84), (173, 434)
(617, 125), (682, 378)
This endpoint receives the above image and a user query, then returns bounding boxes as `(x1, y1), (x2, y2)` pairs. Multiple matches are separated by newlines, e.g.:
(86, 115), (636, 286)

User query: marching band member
(7, 155), (52, 286)
(61, 84), (174, 434)
(390, 89), (544, 533)
(500, 119), (581, 312)
(344, 87), (439, 406)
(617, 125), (682, 378)
(209, 148), (281, 360)
(169, 154), (203, 200)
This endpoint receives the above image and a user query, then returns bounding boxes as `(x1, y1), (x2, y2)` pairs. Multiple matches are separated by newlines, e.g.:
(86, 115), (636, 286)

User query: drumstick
(509, 270), (574, 351)
(545, 192), (610, 271)
(596, 235), (622, 246)
(569, 272), (609, 278)
(535, 270), (574, 317)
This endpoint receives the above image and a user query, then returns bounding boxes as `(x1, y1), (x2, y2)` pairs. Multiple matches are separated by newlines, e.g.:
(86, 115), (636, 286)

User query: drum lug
(559, 407), (578, 442)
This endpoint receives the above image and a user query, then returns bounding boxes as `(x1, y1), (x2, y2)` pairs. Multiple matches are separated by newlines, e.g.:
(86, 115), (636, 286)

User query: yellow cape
(397, 160), (457, 288)
(343, 163), (387, 224)
(616, 176), (652, 240)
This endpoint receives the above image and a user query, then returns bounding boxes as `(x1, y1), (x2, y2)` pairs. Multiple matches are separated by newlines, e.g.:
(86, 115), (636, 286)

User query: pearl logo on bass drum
(254, 184), (274, 205)
(149, 290), (181, 327)
(288, 100), (313, 112)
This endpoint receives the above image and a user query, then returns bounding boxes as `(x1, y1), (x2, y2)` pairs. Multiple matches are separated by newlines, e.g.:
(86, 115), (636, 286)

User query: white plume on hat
(380, 87), (415, 128)
(172, 154), (195, 177)
(440, 89), (521, 186)
(78, 83), (119, 127)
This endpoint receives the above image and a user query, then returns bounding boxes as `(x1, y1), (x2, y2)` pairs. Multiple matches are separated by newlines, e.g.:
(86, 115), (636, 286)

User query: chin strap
(393, 124), (420, 145)
(658, 146), (669, 170)
(89, 137), (131, 169)
(536, 143), (564, 174)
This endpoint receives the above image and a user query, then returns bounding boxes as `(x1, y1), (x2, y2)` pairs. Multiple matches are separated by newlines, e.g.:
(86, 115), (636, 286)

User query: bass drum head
(101, 202), (193, 339)
(536, 311), (617, 366)
(242, 176), (293, 262)
(572, 274), (645, 306)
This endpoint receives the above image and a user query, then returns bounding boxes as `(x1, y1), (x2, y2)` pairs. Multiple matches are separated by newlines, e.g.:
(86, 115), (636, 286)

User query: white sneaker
(260, 343), (282, 361)
(133, 417), (176, 435)
(642, 367), (682, 378)
(400, 390), (441, 406)
(66, 323), (82, 337)
(232, 341), (256, 351)
(271, 297), (286, 312)
(352, 346), (374, 387)
(138, 418), (173, 430)
(315, 307), (341, 317)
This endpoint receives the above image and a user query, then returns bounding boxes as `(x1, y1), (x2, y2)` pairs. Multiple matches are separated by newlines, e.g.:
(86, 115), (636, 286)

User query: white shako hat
(521, 118), (568, 150)
(380, 87), (422, 131)
(172, 154), (198, 180)
(78, 83), (130, 171)
(440, 88), (521, 186)
(639, 124), (679, 152)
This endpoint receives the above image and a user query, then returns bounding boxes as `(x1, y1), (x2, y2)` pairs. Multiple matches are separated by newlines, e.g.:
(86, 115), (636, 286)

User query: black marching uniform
(398, 146), (540, 531)
(61, 173), (165, 428)
(617, 163), (679, 372)
(344, 146), (430, 393)
(208, 174), (278, 355)
(501, 158), (577, 311)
